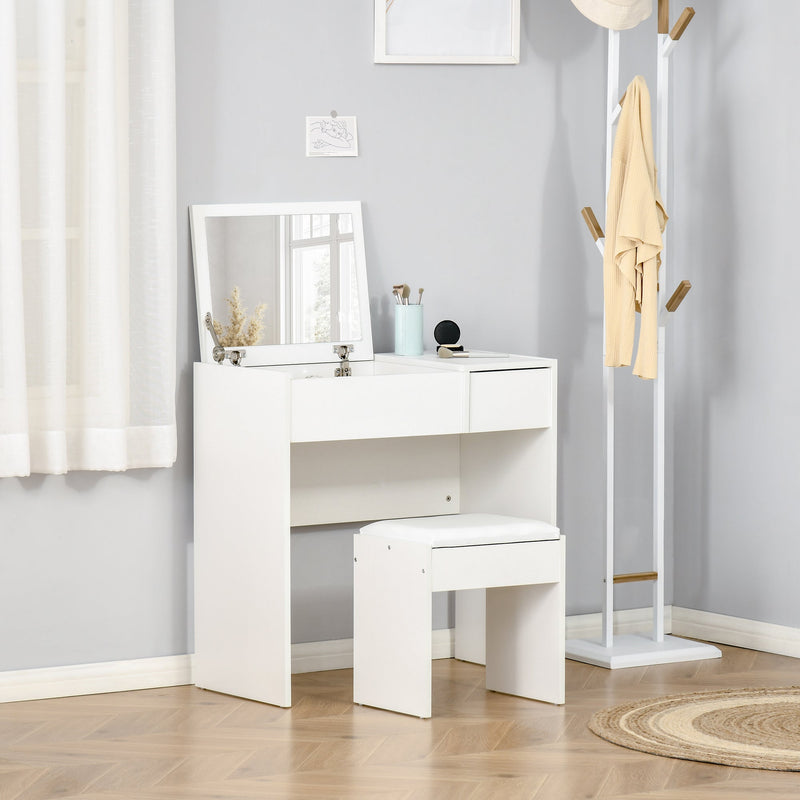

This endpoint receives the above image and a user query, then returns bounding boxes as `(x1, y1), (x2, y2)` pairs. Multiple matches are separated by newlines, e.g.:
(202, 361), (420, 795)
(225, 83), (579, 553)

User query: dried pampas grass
(213, 286), (266, 346)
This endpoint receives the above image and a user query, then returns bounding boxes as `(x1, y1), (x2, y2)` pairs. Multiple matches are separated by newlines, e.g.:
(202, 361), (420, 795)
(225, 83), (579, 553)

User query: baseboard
(0, 631), (455, 703)
(566, 605), (800, 661)
(672, 607), (800, 660)
(291, 627), (455, 674)
(0, 655), (192, 704)
(565, 605), (674, 639)
(3, 610), (798, 704)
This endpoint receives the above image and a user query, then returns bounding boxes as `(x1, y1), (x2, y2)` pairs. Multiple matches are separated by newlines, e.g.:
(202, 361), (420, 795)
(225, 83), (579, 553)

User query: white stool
(353, 513), (565, 718)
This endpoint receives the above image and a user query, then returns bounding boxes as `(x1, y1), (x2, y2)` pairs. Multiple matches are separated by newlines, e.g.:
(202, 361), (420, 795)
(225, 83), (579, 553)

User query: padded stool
(353, 513), (564, 718)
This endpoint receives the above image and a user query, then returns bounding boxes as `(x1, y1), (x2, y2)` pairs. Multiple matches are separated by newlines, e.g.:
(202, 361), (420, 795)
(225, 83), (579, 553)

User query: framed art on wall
(374, 0), (521, 64)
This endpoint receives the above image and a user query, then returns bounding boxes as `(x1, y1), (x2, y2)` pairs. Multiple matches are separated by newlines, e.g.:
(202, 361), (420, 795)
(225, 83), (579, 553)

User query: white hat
(570, 0), (653, 30)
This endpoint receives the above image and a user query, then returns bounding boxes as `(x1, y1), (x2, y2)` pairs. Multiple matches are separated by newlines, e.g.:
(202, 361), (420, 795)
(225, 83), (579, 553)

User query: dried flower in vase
(213, 286), (266, 346)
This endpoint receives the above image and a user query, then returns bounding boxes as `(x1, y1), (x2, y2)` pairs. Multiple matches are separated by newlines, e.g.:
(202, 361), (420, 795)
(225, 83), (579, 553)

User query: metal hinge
(204, 312), (246, 366)
(333, 344), (353, 377)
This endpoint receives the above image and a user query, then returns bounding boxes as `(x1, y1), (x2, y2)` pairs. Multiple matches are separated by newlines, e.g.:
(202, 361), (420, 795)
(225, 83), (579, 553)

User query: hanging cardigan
(604, 75), (667, 380)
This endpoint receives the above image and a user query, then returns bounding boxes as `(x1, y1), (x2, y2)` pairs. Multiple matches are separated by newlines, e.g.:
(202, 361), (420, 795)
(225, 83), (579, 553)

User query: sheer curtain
(0, 0), (176, 476)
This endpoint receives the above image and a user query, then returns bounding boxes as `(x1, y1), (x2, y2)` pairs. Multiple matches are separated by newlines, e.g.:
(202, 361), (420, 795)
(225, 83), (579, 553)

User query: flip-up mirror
(190, 201), (373, 366)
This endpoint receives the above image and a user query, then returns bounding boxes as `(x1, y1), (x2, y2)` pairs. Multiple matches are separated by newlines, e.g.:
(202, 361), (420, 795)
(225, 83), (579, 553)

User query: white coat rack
(566, 0), (721, 668)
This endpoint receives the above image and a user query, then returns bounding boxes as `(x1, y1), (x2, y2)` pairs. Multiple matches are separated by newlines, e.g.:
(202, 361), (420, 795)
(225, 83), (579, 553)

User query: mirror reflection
(206, 212), (362, 347)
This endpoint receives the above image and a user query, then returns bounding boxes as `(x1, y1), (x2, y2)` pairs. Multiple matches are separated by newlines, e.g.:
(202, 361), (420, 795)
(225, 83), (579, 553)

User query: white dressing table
(189, 200), (560, 707)
(193, 352), (559, 707)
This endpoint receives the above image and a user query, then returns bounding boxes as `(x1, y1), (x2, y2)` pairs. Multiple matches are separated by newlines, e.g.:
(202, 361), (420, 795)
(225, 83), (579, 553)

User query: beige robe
(604, 75), (667, 380)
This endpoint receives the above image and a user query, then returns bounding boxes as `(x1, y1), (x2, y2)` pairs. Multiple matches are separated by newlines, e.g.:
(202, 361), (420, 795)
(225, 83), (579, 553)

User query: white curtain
(0, 0), (176, 476)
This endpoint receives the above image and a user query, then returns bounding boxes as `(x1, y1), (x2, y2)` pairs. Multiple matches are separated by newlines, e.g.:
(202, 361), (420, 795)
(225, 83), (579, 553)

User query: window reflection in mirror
(206, 212), (361, 347)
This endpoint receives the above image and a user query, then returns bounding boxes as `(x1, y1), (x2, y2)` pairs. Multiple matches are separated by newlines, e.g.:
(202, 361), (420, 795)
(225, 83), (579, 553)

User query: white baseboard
(565, 605), (800, 661)
(565, 605), (674, 640)
(3, 610), (798, 704)
(0, 630), (455, 704)
(672, 607), (800, 660)
(0, 655), (192, 704)
(291, 627), (455, 674)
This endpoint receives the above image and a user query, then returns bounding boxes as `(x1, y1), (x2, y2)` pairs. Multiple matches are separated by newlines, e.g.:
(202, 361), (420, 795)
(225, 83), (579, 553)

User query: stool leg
(353, 535), (433, 718)
(485, 539), (565, 705)
(454, 589), (486, 665)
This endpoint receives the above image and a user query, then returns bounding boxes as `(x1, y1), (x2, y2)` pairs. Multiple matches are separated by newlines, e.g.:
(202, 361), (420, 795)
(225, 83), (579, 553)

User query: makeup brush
(417, 287), (424, 305)
(392, 285), (403, 304)
(401, 284), (411, 305)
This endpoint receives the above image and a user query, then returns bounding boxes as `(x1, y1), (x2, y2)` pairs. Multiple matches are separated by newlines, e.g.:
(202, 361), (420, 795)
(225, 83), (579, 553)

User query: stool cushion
(359, 513), (559, 548)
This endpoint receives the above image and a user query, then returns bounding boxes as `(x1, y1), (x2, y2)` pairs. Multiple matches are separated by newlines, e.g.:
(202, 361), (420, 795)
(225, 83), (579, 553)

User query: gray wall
(175, 0), (622, 642)
(671, 3), (800, 627)
(0, 1), (793, 673)
(0, 468), (193, 671)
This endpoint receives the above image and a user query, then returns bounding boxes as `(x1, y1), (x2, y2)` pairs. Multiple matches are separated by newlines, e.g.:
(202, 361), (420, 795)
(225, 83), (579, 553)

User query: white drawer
(291, 371), (465, 442)
(469, 368), (552, 433)
(431, 538), (562, 592)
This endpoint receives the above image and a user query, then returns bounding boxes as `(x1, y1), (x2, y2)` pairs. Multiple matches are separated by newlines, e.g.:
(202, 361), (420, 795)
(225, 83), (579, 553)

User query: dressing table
(191, 202), (559, 707)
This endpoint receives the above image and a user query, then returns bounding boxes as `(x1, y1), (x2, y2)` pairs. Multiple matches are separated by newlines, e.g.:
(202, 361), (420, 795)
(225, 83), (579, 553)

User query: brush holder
(394, 304), (424, 356)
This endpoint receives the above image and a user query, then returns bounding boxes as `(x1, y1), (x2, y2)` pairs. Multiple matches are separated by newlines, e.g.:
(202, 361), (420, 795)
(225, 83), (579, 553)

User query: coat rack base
(565, 634), (721, 670)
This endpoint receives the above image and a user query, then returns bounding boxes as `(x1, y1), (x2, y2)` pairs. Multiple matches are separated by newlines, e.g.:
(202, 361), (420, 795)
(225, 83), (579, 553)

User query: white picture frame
(374, 0), (520, 64)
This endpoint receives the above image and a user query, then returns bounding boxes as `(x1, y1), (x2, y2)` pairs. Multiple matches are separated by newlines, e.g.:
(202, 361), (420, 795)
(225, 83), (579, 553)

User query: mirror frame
(190, 201), (374, 367)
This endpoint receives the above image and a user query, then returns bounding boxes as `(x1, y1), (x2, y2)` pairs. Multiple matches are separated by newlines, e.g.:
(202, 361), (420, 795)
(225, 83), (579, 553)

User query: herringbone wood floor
(1, 643), (800, 799)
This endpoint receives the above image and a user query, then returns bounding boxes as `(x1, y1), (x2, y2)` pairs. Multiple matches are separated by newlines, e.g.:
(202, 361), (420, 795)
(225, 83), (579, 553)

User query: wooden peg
(666, 280), (692, 312)
(670, 7), (695, 41)
(658, 0), (670, 34)
(613, 571), (658, 584)
(581, 207), (604, 241)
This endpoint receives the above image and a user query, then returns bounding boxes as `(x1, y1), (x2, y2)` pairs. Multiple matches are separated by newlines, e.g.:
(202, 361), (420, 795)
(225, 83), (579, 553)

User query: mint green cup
(394, 305), (424, 356)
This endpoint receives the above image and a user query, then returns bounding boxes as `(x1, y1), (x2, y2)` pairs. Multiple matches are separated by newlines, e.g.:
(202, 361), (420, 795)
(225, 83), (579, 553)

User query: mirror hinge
(205, 312), (246, 366)
(333, 344), (353, 377)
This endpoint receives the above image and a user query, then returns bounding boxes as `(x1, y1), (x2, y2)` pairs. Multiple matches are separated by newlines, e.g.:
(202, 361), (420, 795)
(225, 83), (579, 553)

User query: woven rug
(589, 686), (800, 771)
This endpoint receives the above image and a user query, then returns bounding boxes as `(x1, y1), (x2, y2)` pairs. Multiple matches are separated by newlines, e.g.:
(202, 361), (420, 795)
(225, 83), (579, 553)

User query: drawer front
(431, 538), (562, 592)
(469, 368), (551, 433)
(291, 372), (465, 442)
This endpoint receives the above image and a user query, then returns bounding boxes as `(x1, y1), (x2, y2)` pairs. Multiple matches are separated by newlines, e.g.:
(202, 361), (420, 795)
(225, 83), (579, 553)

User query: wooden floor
(1, 643), (800, 799)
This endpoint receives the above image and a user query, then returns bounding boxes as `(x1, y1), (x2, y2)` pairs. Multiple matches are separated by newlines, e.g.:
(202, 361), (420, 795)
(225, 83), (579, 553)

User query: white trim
(4, 611), (799, 704)
(291, 637), (354, 674)
(0, 655), (192, 704)
(672, 607), (800, 660)
(567, 605), (673, 640)
(0, 631), (456, 704)
(291, 628), (455, 674)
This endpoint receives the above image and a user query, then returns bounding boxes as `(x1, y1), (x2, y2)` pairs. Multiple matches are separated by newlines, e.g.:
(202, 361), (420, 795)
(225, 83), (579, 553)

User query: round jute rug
(589, 686), (800, 771)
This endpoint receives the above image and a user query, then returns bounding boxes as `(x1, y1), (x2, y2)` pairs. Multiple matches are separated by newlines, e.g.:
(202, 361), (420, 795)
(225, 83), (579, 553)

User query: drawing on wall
(374, 0), (520, 64)
(306, 116), (359, 157)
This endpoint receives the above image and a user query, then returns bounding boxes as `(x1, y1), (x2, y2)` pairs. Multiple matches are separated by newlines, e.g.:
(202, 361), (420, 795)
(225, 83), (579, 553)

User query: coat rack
(566, 0), (721, 668)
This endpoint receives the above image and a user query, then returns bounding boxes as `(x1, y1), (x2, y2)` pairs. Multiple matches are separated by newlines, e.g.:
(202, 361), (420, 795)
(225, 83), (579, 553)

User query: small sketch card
(306, 116), (358, 157)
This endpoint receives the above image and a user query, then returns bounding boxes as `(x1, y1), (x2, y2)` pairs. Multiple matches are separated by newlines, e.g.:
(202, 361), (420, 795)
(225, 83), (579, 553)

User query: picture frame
(374, 0), (520, 65)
